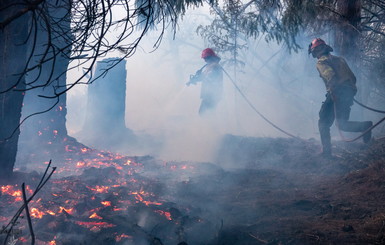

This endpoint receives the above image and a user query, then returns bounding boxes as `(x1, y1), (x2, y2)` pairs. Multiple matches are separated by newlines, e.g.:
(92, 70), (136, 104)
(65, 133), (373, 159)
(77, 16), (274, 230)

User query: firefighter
(186, 48), (223, 116)
(308, 38), (373, 157)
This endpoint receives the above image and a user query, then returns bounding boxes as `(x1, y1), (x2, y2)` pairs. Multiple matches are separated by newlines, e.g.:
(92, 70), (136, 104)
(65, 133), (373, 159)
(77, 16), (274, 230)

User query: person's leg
(334, 87), (372, 143)
(199, 98), (216, 116)
(318, 93), (335, 156)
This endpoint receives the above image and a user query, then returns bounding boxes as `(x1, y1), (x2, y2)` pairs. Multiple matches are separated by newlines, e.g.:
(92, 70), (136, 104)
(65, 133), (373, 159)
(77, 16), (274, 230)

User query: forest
(1, 0), (385, 244)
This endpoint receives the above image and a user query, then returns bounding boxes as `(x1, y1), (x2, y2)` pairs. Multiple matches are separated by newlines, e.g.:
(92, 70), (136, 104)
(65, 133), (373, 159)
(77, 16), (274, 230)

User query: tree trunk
(79, 58), (136, 152)
(334, 0), (367, 116)
(334, 0), (361, 63)
(0, 2), (29, 179)
(19, 2), (71, 153)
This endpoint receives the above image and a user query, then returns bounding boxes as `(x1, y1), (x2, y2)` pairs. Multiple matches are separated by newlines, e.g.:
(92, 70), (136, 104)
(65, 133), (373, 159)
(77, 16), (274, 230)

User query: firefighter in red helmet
(187, 48), (223, 116)
(308, 38), (373, 157)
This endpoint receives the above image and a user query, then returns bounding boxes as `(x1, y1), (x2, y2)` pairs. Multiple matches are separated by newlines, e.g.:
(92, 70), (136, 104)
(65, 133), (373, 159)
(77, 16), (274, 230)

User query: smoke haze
(65, 7), (378, 164)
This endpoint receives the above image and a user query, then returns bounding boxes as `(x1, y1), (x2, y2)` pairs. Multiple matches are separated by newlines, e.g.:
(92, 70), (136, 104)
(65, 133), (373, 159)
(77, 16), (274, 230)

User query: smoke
(65, 12), (319, 162)
(65, 7), (377, 164)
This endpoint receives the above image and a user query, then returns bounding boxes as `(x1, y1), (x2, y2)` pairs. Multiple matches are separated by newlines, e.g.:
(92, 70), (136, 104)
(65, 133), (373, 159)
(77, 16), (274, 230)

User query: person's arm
(316, 60), (337, 91)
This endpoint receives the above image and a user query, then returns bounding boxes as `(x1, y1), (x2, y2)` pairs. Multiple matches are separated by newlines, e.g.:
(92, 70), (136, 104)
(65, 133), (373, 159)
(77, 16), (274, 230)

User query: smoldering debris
(3, 135), (385, 244)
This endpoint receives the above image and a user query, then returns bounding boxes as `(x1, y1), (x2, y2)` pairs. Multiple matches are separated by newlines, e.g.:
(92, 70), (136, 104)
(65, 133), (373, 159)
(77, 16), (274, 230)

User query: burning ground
(1, 135), (385, 244)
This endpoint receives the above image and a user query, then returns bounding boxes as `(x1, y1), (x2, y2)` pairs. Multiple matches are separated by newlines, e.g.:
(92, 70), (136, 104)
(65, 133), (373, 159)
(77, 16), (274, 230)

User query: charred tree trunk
(19, 2), (72, 160)
(333, 0), (367, 115)
(0, 2), (29, 179)
(80, 58), (136, 151)
(334, 0), (362, 64)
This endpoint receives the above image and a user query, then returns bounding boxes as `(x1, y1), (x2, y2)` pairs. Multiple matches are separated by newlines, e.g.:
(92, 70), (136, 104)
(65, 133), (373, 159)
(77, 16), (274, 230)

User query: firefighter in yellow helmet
(308, 38), (373, 157)
(187, 48), (223, 116)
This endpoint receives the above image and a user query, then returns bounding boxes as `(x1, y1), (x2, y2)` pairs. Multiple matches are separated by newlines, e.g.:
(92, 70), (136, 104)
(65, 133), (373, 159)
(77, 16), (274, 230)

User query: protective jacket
(200, 62), (223, 102)
(316, 54), (357, 93)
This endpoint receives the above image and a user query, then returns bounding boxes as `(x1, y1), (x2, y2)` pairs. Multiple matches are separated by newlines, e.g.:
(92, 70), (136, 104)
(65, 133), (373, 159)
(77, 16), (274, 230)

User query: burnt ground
(2, 135), (385, 244)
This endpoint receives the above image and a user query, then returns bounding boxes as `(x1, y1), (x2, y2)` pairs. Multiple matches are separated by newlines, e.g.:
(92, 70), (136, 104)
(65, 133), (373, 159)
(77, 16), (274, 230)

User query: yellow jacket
(316, 54), (357, 92)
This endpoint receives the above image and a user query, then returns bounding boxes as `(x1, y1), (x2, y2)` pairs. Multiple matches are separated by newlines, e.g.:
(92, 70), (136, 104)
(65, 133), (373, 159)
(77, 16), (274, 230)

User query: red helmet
(308, 38), (326, 54)
(201, 48), (218, 59)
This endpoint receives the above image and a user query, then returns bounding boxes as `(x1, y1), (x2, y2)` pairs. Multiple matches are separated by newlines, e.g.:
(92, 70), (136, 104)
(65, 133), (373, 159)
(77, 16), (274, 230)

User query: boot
(320, 147), (332, 158)
(363, 121), (373, 143)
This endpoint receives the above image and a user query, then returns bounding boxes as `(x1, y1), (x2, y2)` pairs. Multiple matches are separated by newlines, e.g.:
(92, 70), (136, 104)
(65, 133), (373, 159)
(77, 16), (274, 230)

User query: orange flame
(81, 148), (89, 153)
(88, 185), (109, 194)
(46, 210), (56, 216)
(30, 208), (45, 219)
(59, 206), (74, 215)
(76, 161), (86, 168)
(75, 221), (116, 229)
(48, 240), (57, 245)
(155, 210), (172, 220)
(101, 201), (111, 207)
(89, 212), (103, 219)
(115, 234), (132, 242)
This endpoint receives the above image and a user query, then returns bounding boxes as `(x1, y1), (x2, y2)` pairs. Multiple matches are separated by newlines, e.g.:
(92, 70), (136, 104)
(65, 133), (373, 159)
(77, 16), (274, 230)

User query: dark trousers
(199, 97), (219, 116)
(318, 86), (371, 153)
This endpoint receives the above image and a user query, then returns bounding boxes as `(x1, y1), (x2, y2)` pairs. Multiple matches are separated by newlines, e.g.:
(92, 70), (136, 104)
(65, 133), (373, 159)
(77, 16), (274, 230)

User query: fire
(81, 148), (89, 153)
(76, 161), (86, 168)
(53, 130), (58, 136)
(88, 185), (109, 194)
(19, 237), (28, 242)
(131, 192), (162, 206)
(101, 201), (111, 206)
(46, 210), (56, 216)
(75, 221), (116, 229)
(65, 145), (73, 152)
(115, 234), (132, 242)
(1, 185), (25, 202)
(89, 212), (103, 219)
(155, 210), (172, 220)
(30, 208), (45, 219)
(59, 206), (74, 215)
(48, 240), (57, 245)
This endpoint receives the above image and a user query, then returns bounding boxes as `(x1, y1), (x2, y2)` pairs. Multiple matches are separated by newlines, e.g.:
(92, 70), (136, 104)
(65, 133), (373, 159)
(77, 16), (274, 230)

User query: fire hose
(221, 68), (302, 140)
(335, 98), (385, 142)
(353, 98), (385, 114)
(222, 67), (385, 142)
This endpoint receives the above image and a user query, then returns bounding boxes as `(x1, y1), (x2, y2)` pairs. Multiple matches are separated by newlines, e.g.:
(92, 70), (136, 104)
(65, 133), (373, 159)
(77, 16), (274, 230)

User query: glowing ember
(38, 131), (43, 136)
(89, 212), (103, 219)
(59, 206), (74, 215)
(48, 239), (57, 245)
(75, 221), (116, 229)
(76, 161), (86, 168)
(19, 237), (28, 242)
(0, 216), (8, 222)
(155, 210), (172, 220)
(81, 148), (89, 153)
(87, 185), (109, 193)
(30, 208), (45, 219)
(101, 201), (111, 206)
(115, 234), (132, 242)
(46, 210), (56, 216)
(53, 130), (58, 136)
